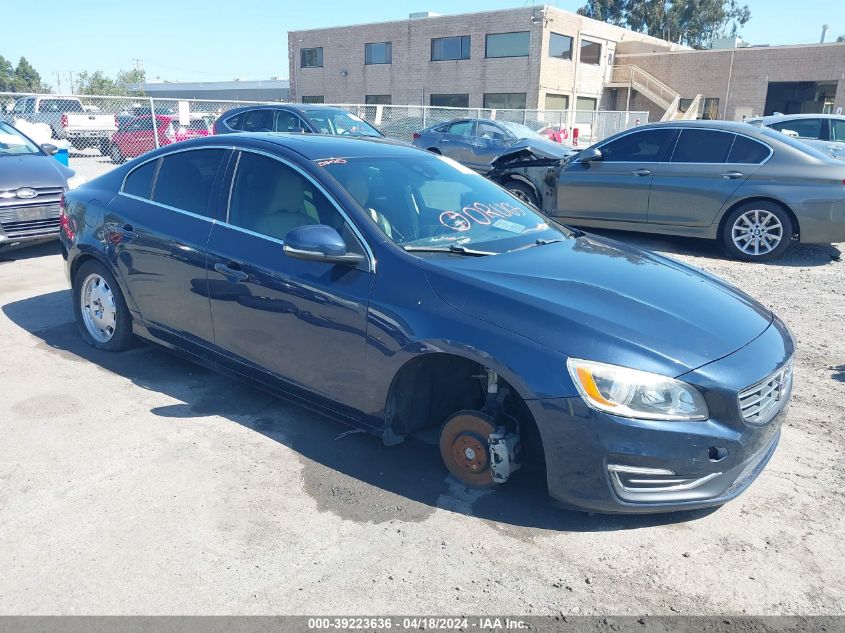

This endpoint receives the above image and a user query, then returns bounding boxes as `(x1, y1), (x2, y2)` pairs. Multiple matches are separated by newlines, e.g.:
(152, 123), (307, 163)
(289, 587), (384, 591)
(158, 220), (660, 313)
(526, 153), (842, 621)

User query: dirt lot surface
(0, 231), (843, 616)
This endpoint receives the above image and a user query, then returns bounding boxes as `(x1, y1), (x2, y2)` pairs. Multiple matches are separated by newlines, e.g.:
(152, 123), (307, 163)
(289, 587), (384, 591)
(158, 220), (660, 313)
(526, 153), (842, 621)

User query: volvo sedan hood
(0, 154), (72, 191)
(420, 234), (772, 377)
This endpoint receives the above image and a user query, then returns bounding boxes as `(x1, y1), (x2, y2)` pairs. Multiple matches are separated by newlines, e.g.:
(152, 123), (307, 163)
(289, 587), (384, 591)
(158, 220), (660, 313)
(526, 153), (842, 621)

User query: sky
(3, 0), (843, 91)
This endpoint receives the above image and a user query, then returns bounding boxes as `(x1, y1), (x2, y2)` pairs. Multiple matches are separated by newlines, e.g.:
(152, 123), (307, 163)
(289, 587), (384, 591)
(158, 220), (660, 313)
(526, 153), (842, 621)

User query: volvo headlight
(567, 358), (709, 421)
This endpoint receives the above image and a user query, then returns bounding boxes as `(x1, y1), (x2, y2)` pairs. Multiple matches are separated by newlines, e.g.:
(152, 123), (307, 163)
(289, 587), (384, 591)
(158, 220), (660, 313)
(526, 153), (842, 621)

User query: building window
(301, 96), (325, 104)
(702, 98), (720, 120)
(365, 95), (392, 105)
(300, 47), (323, 68)
(579, 39), (601, 65)
(430, 94), (469, 108)
(549, 33), (573, 60)
(365, 42), (392, 65)
(575, 96), (598, 124)
(545, 94), (569, 111)
(486, 32), (530, 58)
(431, 36), (471, 61)
(483, 93), (527, 109)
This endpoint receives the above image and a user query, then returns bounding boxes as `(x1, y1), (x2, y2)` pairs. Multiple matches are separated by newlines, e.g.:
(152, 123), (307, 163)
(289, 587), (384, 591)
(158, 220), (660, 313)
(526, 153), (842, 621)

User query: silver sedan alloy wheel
(731, 209), (783, 256)
(509, 188), (533, 204)
(80, 273), (117, 343)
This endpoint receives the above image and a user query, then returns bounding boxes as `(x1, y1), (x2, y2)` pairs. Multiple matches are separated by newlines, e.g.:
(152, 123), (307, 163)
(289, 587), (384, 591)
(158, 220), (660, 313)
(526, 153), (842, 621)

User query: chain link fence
(1, 92), (647, 181)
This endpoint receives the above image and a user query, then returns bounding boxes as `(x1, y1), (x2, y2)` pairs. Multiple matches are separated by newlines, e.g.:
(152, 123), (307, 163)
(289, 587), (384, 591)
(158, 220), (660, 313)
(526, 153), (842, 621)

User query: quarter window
(365, 42), (392, 65)
(769, 118), (822, 140)
(579, 39), (602, 65)
(228, 153), (342, 242)
(728, 135), (771, 164)
(152, 149), (226, 217)
(223, 113), (243, 130)
(549, 33), (573, 60)
(599, 129), (676, 162)
(431, 36), (471, 61)
(300, 47), (324, 68)
(486, 32), (530, 58)
(671, 129), (734, 163)
(123, 159), (158, 199)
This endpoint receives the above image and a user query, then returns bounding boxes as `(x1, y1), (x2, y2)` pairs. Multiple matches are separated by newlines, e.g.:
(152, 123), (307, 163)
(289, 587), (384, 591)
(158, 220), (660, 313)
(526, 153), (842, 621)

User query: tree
(75, 68), (145, 96)
(12, 57), (48, 92)
(0, 55), (14, 92)
(116, 68), (146, 95)
(837, 35), (845, 43)
(578, 0), (751, 49)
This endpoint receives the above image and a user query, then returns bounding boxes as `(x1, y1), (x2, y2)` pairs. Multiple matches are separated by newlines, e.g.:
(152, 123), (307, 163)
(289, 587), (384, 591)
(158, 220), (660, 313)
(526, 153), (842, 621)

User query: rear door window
(599, 128), (676, 162)
(770, 118), (822, 140)
(727, 135), (771, 164)
(446, 120), (474, 136)
(152, 149), (226, 217)
(274, 110), (307, 132)
(671, 129), (734, 163)
(123, 159), (159, 199)
(242, 109), (274, 132)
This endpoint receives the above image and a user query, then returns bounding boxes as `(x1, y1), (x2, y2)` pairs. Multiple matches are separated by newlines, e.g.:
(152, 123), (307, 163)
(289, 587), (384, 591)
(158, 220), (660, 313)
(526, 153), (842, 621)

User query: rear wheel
(98, 139), (111, 156)
(72, 260), (134, 351)
(504, 181), (539, 208)
(110, 143), (125, 164)
(439, 411), (497, 488)
(721, 201), (793, 261)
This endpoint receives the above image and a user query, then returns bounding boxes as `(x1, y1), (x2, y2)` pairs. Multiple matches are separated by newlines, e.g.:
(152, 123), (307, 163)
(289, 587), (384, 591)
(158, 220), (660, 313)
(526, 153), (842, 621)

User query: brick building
(288, 6), (845, 121)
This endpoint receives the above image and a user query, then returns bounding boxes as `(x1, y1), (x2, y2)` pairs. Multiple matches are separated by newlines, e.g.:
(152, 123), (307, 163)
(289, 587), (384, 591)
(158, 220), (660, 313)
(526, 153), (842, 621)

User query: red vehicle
(537, 126), (569, 144)
(108, 115), (211, 163)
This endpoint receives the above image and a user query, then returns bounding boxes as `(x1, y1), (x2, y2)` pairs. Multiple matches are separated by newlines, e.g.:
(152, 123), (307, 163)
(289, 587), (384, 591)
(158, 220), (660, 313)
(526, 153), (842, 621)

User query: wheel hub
(439, 412), (497, 488)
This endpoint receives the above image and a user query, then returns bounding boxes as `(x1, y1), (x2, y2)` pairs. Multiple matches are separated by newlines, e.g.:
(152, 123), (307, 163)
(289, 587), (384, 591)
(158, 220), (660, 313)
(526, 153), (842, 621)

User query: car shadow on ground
(587, 228), (842, 267)
(0, 240), (60, 262)
(3, 289), (719, 533)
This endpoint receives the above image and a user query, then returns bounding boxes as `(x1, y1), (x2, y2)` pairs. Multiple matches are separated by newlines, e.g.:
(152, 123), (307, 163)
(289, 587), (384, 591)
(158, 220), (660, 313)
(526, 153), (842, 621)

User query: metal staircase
(608, 65), (702, 121)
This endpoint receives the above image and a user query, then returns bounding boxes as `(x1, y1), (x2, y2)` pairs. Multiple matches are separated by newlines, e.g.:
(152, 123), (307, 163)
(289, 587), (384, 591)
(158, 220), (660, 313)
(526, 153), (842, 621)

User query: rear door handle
(721, 171), (744, 179)
(214, 261), (248, 282)
(631, 168), (652, 176)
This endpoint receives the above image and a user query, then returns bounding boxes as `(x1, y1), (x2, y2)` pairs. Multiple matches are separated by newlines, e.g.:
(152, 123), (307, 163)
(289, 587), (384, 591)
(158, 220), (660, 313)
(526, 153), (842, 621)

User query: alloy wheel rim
(732, 210), (783, 256)
(509, 188), (532, 204)
(80, 273), (117, 343)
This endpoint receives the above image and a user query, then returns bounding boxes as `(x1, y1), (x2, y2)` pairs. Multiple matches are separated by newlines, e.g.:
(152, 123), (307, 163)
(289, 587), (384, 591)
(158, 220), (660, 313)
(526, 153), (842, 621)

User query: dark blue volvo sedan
(59, 133), (794, 513)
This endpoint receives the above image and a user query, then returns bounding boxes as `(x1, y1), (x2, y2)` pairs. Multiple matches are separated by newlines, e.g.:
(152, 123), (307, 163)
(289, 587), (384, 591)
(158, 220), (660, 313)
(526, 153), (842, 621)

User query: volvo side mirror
(283, 224), (365, 266)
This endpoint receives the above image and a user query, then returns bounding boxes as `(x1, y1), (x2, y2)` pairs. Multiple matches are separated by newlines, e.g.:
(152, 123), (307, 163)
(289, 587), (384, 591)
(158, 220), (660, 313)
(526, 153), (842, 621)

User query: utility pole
(54, 72), (62, 93)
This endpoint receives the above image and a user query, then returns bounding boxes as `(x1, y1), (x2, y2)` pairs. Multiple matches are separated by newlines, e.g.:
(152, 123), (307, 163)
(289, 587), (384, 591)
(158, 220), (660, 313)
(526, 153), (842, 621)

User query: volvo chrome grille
(738, 358), (793, 425)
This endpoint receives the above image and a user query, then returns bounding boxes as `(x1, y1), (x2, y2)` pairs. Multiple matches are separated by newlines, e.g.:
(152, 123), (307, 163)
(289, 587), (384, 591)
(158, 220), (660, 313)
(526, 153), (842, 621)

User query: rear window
(728, 135), (770, 164)
(769, 118), (822, 140)
(671, 129), (734, 163)
(152, 149), (226, 217)
(39, 99), (84, 113)
(123, 159), (158, 199)
(759, 127), (831, 159)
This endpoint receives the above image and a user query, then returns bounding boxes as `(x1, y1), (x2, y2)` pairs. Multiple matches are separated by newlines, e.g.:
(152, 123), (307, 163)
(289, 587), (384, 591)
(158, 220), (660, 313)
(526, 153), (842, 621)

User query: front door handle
(631, 168), (652, 176)
(721, 171), (744, 179)
(214, 261), (248, 282)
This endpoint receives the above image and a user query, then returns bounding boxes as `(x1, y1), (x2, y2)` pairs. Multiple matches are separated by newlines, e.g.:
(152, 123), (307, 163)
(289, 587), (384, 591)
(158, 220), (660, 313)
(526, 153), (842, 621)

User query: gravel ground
(0, 228), (843, 616)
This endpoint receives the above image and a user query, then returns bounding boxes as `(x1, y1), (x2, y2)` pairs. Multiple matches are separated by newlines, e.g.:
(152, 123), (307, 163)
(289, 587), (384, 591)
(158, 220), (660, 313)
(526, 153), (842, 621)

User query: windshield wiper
(403, 244), (496, 257)
(506, 237), (566, 253)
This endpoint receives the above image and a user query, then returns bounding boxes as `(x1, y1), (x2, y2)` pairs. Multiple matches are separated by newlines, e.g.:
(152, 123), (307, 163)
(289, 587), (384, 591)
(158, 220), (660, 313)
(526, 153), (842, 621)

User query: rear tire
(72, 260), (134, 351)
(99, 139), (111, 156)
(721, 201), (793, 262)
(110, 143), (125, 164)
(504, 181), (539, 208)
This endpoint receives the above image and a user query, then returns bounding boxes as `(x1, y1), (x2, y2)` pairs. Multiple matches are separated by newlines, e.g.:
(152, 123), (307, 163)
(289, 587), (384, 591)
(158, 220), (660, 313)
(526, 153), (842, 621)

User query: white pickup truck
(8, 96), (118, 155)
